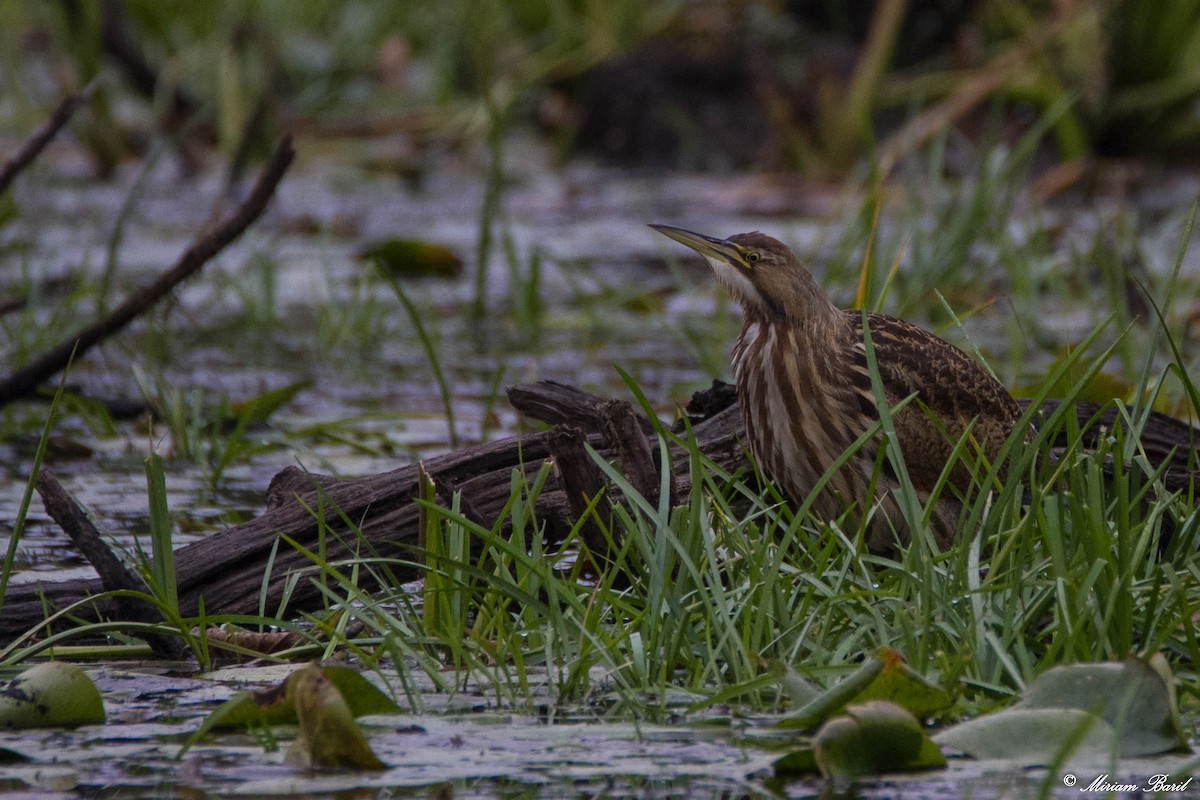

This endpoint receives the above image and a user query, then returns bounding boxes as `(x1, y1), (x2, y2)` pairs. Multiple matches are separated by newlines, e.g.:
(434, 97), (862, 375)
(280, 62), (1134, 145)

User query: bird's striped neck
(732, 318), (866, 519)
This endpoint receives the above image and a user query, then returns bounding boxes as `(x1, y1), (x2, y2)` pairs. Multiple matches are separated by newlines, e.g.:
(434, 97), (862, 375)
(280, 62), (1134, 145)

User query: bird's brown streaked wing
(845, 310), (1021, 490)
(848, 311), (1015, 417)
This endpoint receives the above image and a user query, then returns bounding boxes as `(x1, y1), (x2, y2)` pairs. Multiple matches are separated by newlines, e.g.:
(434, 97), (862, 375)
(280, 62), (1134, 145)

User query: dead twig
(0, 297), (27, 317)
(0, 86), (94, 197)
(0, 134), (296, 406)
(36, 469), (188, 660)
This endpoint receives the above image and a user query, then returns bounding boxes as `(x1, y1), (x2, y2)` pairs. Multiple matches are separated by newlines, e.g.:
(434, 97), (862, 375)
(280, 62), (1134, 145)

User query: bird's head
(650, 224), (836, 325)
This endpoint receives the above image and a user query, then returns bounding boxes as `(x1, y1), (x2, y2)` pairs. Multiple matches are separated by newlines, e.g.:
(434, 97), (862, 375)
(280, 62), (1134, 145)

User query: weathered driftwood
(6, 379), (1199, 644)
(547, 424), (611, 565)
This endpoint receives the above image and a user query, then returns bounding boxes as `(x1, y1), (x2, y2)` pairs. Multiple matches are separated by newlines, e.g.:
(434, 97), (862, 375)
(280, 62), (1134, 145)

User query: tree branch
(0, 134), (296, 405)
(0, 86), (93, 197)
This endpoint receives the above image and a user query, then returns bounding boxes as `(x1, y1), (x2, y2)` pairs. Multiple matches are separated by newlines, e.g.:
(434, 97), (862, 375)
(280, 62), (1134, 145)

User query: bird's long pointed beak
(649, 224), (747, 268)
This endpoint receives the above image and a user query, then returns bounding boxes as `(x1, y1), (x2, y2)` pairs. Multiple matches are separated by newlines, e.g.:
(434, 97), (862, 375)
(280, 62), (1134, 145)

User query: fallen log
(2, 381), (740, 641)
(4, 380), (1197, 643)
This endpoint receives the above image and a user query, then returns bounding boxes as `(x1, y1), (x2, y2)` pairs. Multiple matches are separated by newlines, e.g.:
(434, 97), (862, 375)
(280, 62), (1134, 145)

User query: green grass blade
(0, 349), (76, 618)
(143, 452), (178, 613)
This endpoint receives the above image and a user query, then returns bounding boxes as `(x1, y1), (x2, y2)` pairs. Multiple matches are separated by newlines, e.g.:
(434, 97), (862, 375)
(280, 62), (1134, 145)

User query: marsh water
(4, 134), (1200, 797)
(2, 662), (1199, 798)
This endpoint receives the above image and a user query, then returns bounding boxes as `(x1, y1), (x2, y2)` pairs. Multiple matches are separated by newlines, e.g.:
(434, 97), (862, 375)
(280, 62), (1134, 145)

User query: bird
(650, 224), (1022, 549)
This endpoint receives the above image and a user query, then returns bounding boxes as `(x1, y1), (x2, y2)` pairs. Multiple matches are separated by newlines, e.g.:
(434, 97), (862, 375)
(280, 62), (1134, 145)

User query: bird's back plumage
(847, 310), (1021, 494)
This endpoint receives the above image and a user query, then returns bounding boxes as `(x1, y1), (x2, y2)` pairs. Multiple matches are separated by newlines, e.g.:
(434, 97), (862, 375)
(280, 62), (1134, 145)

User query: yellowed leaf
(285, 663), (386, 771)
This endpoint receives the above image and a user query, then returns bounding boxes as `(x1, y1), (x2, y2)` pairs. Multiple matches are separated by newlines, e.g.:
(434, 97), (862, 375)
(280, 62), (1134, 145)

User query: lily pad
(0, 662), (105, 729)
(777, 647), (951, 729)
(777, 654), (884, 729)
(935, 707), (1116, 761)
(807, 701), (946, 778)
(181, 663), (401, 756)
(934, 656), (1189, 762)
(767, 661), (821, 708)
(850, 648), (953, 720)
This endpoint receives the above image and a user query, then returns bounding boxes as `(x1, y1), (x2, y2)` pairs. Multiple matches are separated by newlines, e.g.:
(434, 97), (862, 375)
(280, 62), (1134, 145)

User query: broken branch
(0, 134), (296, 406)
(0, 86), (93, 197)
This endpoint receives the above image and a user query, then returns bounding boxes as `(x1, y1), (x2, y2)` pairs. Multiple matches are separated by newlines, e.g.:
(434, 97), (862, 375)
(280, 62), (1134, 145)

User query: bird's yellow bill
(649, 224), (749, 268)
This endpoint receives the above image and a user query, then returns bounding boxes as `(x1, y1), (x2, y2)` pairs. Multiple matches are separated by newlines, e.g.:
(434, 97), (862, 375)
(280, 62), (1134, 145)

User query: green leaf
(226, 379), (312, 424)
(776, 648), (950, 729)
(933, 657), (1190, 762)
(771, 747), (819, 777)
(1015, 658), (1188, 757)
(320, 665), (404, 718)
(1013, 350), (1134, 405)
(0, 192), (17, 227)
(359, 238), (463, 278)
(0, 662), (105, 729)
(849, 647), (953, 720)
(1147, 653), (1190, 749)
(179, 663), (402, 757)
(183, 693), (261, 747)
(935, 708), (1116, 761)
(284, 663), (387, 771)
(0, 745), (32, 764)
(767, 660), (821, 708)
(813, 701), (946, 778)
(144, 452), (177, 611)
(777, 652), (885, 729)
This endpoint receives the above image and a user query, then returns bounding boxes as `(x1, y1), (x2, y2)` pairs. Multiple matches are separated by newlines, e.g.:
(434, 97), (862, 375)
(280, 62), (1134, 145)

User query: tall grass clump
(287, 301), (1200, 720)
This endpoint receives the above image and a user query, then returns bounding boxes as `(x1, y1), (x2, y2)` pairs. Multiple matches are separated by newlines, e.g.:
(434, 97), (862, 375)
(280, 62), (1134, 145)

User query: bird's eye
(746, 252), (760, 264)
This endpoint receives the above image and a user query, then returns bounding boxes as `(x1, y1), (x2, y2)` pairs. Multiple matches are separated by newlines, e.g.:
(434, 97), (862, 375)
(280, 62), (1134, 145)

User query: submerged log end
(548, 425), (612, 564)
(34, 469), (188, 660)
(684, 379), (738, 422)
(599, 399), (662, 505)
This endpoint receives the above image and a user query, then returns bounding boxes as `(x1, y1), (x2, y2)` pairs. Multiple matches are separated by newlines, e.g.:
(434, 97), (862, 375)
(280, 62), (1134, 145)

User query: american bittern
(651, 224), (1021, 548)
